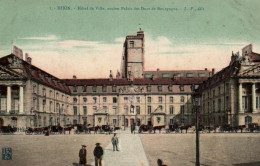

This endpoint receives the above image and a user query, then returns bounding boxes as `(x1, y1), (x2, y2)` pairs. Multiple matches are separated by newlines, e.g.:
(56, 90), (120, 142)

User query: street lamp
(193, 97), (201, 166)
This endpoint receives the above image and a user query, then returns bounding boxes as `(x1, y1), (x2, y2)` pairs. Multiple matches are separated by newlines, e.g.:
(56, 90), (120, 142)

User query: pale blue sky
(0, 0), (260, 78)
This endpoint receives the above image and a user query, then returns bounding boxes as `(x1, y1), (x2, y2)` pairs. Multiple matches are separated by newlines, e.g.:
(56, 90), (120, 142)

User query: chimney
(212, 68), (215, 75)
(204, 68), (207, 71)
(109, 70), (113, 81)
(25, 53), (32, 64)
(73, 75), (77, 79)
(27, 57), (32, 64)
(157, 68), (160, 72)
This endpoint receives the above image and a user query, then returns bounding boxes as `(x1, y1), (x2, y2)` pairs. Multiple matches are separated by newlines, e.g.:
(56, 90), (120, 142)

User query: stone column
(7, 86), (11, 113)
(239, 83), (243, 113)
(19, 86), (24, 114)
(252, 83), (257, 113)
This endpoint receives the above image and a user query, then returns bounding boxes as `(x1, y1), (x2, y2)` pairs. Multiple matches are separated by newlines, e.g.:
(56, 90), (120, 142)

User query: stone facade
(199, 44), (260, 126)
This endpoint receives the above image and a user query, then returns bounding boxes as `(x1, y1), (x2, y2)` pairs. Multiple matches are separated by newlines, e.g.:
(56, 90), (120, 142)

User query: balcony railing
(9, 110), (19, 114)
(0, 110), (7, 114)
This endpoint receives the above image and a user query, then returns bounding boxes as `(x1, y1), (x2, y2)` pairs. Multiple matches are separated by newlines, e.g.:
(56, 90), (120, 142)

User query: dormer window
(180, 85), (184, 91)
(102, 86), (107, 92)
(147, 85), (151, 92)
(168, 85), (173, 91)
(158, 85), (162, 92)
(112, 85), (117, 92)
(73, 86), (77, 92)
(82, 86), (87, 92)
(92, 86), (97, 93)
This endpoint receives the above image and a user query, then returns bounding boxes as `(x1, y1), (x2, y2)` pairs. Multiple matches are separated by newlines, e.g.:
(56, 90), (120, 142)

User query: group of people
(79, 143), (104, 166)
(78, 133), (119, 166)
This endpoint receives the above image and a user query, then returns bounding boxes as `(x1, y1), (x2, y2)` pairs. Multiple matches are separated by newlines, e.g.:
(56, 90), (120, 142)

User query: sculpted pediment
(239, 64), (260, 77)
(0, 65), (25, 80)
(119, 85), (144, 94)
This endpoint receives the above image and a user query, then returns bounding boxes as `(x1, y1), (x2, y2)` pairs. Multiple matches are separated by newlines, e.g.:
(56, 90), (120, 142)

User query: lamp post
(193, 97), (200, 166)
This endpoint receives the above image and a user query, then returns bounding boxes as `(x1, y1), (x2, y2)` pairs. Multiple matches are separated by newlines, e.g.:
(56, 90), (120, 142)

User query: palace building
(198, 44), (260, 127)
(0, 30), (259, 129)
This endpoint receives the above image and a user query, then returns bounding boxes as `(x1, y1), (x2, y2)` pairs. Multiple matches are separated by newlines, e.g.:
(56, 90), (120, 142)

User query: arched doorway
(245, 116), (252, 125)
(0, 118), (3, 127)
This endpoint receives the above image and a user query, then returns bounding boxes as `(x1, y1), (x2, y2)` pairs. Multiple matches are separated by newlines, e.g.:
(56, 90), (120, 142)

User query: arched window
(245, 116), (252, 125)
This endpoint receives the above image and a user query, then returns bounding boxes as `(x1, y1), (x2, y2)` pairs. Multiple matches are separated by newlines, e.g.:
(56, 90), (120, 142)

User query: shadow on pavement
(72, 162), (92, 166)
(233, 161), (260, 166)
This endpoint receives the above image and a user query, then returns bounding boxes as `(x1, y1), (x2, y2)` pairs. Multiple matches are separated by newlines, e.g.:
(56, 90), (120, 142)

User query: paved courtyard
(0, 131), (260, 166)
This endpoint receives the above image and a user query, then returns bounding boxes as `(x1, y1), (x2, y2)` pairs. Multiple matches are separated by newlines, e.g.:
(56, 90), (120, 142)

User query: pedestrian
(111, 133), (119, 151)
(79, 145), (87, 166)
(93, 143), (103, 166)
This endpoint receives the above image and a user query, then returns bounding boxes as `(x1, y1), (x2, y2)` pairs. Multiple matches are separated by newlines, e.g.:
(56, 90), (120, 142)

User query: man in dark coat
(93, 143), (103, 166)
(79, 145), (87, 166)
(111, 133), (119, 151)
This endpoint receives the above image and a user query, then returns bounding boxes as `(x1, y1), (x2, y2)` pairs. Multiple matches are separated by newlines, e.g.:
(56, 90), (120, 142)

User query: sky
(0, 0), (260, 79)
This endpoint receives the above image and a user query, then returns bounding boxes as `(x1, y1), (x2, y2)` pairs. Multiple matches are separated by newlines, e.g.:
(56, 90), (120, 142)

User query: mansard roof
(62, 77), (208, 86)
(249, 52), (260, 62)
(0, 54), (71, 94)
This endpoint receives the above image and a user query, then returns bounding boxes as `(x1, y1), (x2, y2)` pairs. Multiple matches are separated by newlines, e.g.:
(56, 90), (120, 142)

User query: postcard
(0, 0), (260, 166)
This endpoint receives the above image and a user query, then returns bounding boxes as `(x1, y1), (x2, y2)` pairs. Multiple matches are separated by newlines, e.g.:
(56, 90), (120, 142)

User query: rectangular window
(147, 97), (152, 103)
(170, 106), (174, 114)
(113, 107), (117, 114)
(102, 86), (107, 92)
(136, 97), (141, 103)
(187, 73), (194, 77)
(176, 73), (184, 77)
(218, 99), (221, 112)
(213, 100), (216, 112)
(73, 86), (77, 92)
(158, 85), (162, 92)
(158, 97), (162, 103)
(180, 96), (185, 102)
(93, 97), (97, 104)
(168, 85), (173, 92)
(242, 96), (249, 109)
(93, 106), (97, 112)
(180, 85), (184, 91)
(92, 86), (97, 92)
(148, 106), (151, 114)
(112, 86), (117, 92)
(124, 97), (128, 103)
(180, 105), (185, 114)
(83, 106), (87, 115)
(159, 105), (163, 111)
(226, 96), (230, 109)
(73, 106), (77, 115)
(162, 73), (170, 78)
(82, 86), (87, 92)
(129, 41), (134, 48)
(213, 90), (216, 97)
(147, 85), (151, 92)
(113, 97), (117, 103)
(170, 119), (174, 124)
(218, 87), (221, 95)
(130, 105), (135, 113)
(136, 106), (140, 114)
(124, 107), (128, 114)
(256, 97), (259, 109)
(103, 106), (108, 112)
(145, 74), (153, 78)
(103, 97), (107, 103)
(170, 97), (174, 103)
(113, 119), (117, 125)
(199, 73), (206, 77)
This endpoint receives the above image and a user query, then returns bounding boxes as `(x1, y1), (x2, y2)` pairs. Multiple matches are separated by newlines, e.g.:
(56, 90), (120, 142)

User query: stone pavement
(93, 129), (149, 166)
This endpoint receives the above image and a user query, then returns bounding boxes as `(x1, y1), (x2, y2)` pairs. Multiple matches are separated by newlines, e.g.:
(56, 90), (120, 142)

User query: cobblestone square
(0, 132), (260, 166)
